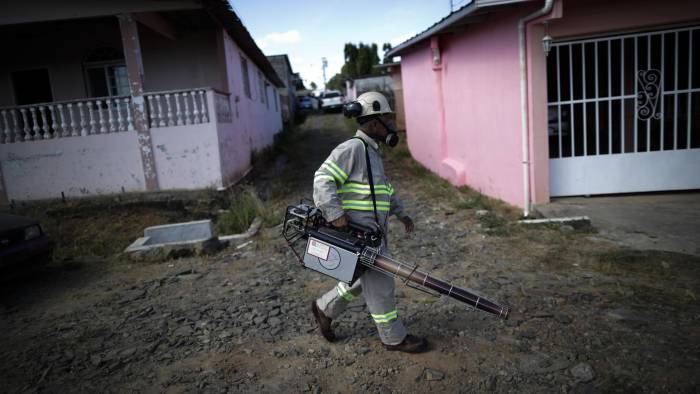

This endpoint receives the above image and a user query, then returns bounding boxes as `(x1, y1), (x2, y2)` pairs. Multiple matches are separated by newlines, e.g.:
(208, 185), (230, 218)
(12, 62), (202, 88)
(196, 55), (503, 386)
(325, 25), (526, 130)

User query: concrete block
(143, 219), (214, 244)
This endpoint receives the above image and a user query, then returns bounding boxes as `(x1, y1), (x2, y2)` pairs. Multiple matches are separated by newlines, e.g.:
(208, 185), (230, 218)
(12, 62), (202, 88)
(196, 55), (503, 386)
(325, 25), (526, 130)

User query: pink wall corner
(401, 41), (444, 172)
(402, 12), (529, 207)
(443, 10), (526, 206)
(526, 22), (551, 205)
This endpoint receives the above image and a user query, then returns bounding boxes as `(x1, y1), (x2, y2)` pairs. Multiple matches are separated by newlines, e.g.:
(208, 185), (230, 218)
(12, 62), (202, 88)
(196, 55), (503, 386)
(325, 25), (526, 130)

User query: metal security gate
(547, 26), (700, 197)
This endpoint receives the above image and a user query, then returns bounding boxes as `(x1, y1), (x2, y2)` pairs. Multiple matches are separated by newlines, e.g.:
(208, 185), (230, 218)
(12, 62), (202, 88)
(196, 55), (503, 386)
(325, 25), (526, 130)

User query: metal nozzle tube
(371, 254), (509, 319)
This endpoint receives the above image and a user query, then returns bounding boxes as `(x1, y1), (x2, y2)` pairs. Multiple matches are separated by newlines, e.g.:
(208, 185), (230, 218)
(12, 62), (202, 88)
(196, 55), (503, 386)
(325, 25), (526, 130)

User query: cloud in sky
(256, 30), (301, 49)
(389, 32), (417, 47)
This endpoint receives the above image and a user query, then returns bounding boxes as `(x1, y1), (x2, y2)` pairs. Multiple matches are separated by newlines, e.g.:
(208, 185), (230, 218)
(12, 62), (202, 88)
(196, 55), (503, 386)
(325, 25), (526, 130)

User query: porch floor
(536, 192), (700, 256)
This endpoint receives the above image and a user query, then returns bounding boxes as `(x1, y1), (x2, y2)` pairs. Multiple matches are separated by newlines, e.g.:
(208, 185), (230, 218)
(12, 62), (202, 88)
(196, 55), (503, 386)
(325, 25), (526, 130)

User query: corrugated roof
(204, 0), (285, 88)
(386, 0), (528, 58)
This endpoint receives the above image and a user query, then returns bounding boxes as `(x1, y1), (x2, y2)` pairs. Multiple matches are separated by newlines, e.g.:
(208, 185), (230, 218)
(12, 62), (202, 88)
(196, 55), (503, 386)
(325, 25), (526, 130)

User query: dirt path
(1, 114), (699, 393)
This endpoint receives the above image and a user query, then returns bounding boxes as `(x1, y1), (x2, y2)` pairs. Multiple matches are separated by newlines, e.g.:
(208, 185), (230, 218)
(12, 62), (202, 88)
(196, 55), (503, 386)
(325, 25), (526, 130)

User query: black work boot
(311, 300), (335, 342)
(383, 335), (428, 353)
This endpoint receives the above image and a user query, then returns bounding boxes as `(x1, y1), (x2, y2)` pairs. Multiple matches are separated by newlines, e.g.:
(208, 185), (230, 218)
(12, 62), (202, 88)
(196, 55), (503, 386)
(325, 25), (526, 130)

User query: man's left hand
(399, 216), (414, 235)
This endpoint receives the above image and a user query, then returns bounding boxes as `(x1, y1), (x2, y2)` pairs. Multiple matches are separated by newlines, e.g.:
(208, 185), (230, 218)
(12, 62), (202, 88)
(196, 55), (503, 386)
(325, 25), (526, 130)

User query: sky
(230, 0), (458, 89)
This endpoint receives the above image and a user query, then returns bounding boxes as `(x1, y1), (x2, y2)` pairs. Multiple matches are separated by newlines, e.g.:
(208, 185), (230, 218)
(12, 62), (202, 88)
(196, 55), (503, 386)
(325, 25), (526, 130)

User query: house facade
(388, 0), (700, 213)
(0, 0), (284, 203)
(267, 54), (298, 124)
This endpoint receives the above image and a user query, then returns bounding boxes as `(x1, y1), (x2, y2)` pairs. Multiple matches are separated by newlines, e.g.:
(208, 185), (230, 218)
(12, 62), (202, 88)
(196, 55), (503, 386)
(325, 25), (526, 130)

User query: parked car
(320, 90), (343, 112)
(298, 96), (314, 111)
(0, 213), (54, 271)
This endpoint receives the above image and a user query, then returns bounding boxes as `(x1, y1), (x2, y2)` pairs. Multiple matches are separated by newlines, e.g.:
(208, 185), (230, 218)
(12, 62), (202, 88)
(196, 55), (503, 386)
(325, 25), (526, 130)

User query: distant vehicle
(0, 213), (54, 271)
(298, 96), (314, 111)
(320, 90), (343, 112)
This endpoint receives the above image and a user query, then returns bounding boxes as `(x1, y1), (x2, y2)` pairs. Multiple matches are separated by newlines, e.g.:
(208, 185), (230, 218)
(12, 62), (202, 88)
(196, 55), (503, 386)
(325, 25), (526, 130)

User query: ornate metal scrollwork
(637, 69), (662, 121)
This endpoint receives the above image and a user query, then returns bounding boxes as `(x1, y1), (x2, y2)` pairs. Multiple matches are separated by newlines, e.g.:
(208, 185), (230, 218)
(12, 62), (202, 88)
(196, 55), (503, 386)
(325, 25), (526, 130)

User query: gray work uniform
(313, 130), (407, 345)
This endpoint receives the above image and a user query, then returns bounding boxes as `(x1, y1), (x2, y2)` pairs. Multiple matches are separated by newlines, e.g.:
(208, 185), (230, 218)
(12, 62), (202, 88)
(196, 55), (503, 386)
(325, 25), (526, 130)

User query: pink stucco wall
(0, 133), (146, 200)
(400, 0), (700, 208)
(151, 123), (223, 191)
(221, 31), (283, 155)
(402, 8), (526, 207)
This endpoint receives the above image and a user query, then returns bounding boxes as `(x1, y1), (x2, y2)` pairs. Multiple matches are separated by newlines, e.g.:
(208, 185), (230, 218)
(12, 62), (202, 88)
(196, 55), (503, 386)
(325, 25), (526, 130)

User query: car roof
(0, 213), (38, 230)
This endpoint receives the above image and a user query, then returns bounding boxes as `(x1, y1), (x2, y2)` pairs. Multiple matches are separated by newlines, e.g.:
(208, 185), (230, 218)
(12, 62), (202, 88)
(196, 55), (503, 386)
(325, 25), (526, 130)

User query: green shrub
(456, 193), (490, 210)
(217, 188), (271, 234)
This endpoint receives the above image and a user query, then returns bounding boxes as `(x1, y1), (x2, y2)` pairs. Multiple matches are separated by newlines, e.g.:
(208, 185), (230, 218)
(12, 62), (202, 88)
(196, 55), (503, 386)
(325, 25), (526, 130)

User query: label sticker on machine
(307, 238), (330, 260)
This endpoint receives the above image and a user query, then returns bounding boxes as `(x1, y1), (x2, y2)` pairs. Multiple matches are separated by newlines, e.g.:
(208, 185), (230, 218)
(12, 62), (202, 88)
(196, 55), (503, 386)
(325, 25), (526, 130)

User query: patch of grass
(217, 188), (277, 234)
(455, 192), (491, 210)
(592, 249), (700, 278)
(478, 211), (511, 236)
(391, 143), (411, 159)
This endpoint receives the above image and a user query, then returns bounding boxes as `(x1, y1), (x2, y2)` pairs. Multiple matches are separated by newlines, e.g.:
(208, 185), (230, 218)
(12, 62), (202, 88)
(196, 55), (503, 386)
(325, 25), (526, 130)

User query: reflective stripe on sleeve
(320, 163), (345, 184)
(314, 173), (336, 183)
(325, 160), (348, 181)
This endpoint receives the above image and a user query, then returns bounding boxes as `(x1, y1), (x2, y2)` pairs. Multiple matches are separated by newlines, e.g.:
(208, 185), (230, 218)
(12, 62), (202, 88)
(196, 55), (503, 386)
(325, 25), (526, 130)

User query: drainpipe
(518, 0), (553, 217)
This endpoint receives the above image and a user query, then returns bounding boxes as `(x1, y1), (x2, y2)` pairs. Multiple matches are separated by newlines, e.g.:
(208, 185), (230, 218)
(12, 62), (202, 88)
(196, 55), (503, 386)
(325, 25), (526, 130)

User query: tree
(340, 42), (381, 79)
(310, 81), (317, 90)
(382, 43), (393, 63)
(326, 73), (344, 91)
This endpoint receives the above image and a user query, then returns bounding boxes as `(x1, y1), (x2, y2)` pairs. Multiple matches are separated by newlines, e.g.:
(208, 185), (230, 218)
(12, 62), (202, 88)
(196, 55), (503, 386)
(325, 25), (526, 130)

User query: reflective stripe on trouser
(316, 269), (407, 346)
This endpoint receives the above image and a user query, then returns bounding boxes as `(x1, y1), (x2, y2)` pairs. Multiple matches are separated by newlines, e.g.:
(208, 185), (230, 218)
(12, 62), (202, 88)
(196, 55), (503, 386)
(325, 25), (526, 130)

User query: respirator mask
(343, 100), (399, 148)
(376, 116), (399, 147)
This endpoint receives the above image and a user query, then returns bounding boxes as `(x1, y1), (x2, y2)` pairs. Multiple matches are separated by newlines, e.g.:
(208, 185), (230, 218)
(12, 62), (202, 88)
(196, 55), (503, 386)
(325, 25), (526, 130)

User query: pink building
(0, 0), (285, 202)
(388, 0), (700, 215)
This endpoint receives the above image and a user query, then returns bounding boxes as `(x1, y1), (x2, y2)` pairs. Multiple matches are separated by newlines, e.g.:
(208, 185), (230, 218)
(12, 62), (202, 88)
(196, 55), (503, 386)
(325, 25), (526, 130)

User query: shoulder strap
(352, 137), (380, 226)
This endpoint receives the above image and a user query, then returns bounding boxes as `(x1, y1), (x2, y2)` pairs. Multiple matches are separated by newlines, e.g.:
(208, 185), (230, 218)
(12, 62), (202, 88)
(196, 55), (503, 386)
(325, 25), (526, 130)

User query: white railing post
(116, 98), (125, 131)
(164, 93), (173, 126)
(107, 99), (116, 132)
(156, 95), (165, 127)
(125, 97), (134, 130)
(97, 100), (107, 133)
(146, 95), (157, 128)
(174, 93), (183, 125)
(78, 102), (88, 136)
(57, 104), (67, 137)
(191, 91), (200, 123)
(67, 103), (78, 137)
(87, 101), (96, 134)
(29, 107), (40, 140)
(20, 108), (30, 141)
(39, 106), (50, 139)
(198, 90), (209, 123)
(49, 105), (58, 138)
(11, 110), (20, 142)
(182, 93), (192, 125)
(1, 110), (10, 143)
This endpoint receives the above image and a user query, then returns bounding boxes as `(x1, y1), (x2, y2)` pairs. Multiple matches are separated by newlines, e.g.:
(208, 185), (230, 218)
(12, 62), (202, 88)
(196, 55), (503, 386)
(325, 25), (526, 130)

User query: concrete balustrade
(0, 88), (217, 144)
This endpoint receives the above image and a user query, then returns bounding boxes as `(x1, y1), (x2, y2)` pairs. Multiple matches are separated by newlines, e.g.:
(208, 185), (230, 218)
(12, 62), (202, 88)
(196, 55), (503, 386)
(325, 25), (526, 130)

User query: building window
(85, 64), (130, 97)
(265, 82), (270, 109)
(11, 68), (53, 105)
(84, 47), (129, 97)
(258, 71), (265, 104)
(241, 55), (251, 99)
(274, 91), (279, 112)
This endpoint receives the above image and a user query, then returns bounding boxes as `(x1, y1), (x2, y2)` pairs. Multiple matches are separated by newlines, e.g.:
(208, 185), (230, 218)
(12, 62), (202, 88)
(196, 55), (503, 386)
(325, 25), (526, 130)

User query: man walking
(310, 92), (428, 353)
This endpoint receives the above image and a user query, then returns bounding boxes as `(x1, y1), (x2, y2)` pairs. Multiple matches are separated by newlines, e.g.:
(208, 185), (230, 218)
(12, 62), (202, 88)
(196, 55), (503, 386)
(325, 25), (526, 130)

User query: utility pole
(321, 57), (328, 88)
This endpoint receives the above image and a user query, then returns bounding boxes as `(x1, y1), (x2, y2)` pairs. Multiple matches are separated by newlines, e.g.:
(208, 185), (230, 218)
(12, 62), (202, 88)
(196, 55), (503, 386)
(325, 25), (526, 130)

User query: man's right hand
(330, 214), (349, 228)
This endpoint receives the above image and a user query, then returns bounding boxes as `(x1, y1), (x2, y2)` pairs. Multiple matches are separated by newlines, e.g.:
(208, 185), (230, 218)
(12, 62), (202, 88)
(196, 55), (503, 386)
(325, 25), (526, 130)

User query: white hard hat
(351, 91), (394, 120)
